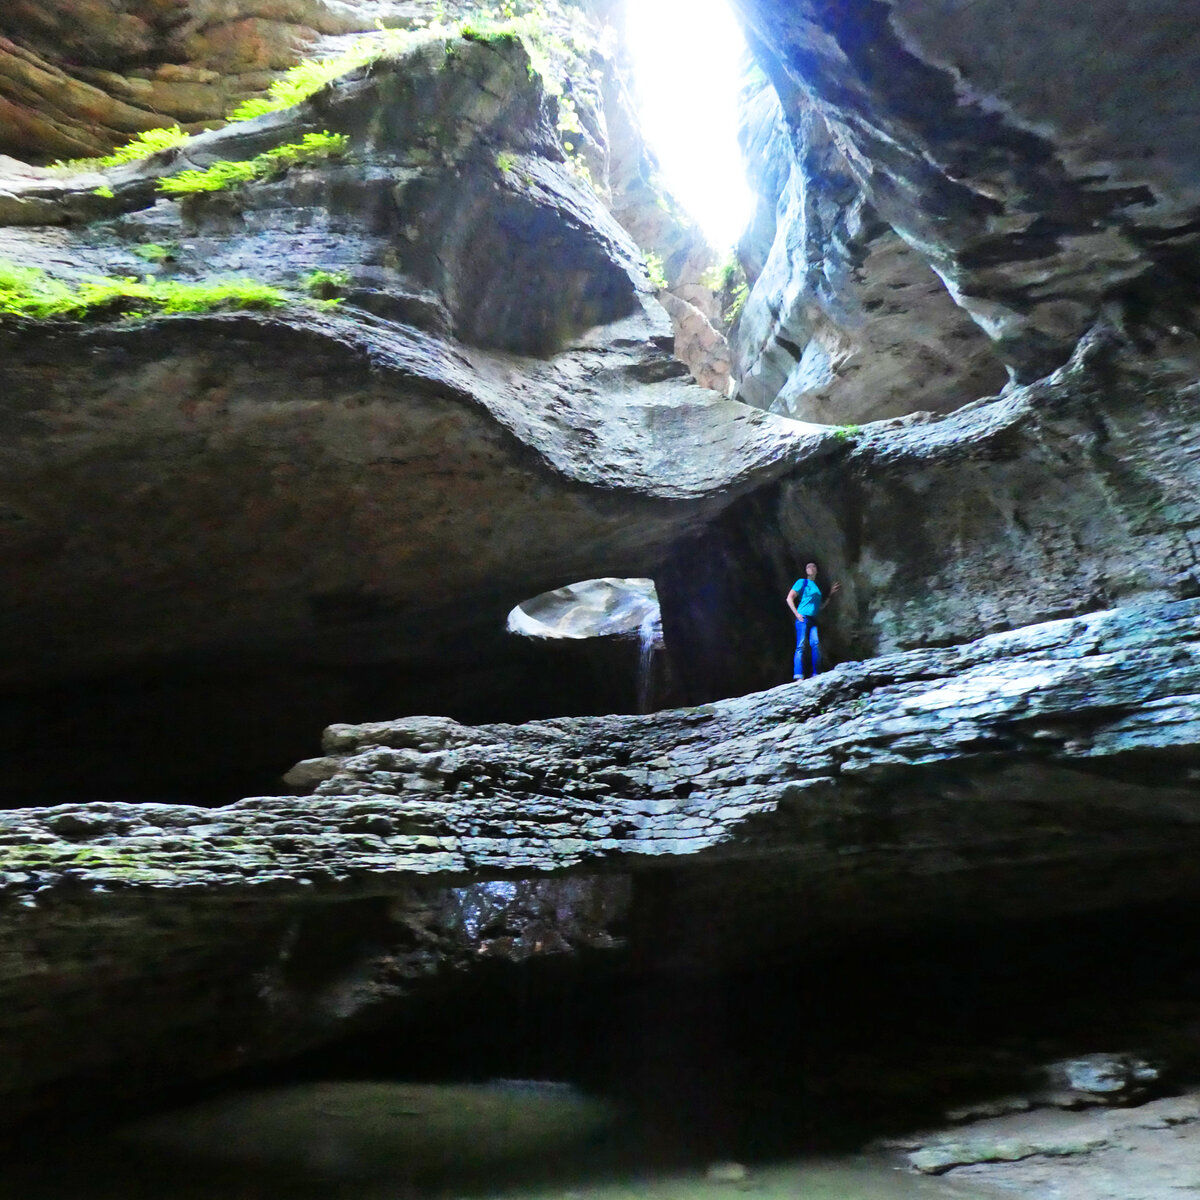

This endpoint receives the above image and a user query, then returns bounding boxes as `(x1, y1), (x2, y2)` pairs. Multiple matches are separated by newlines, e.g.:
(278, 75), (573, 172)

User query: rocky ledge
(2, 597), (1198, 1118)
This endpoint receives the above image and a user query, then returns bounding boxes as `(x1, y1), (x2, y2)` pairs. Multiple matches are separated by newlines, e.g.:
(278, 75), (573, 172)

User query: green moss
(495, 150), (517, 173)
(92, 185), (115, 199)
(0, 261), (291, 321)
(159, 159), (259, 195)
(158, 131), (349, 196)
(303, 268), (349, 299)
(55, 125), (191, 172)
(643, 251), (668, 291)
(227, 29), (429, 122)
(833, 424), (862, 443)
(131, 242), (179, 263)
(725, 281), (749, 324)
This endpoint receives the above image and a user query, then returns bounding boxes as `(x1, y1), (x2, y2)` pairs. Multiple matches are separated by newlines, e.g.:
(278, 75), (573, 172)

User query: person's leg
(808, 622), (821, 675)
(793, 619), (804, 680)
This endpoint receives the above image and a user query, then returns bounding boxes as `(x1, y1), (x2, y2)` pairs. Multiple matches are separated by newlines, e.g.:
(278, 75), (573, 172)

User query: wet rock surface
(0, 33), (808, 703)
(733, 70), (1007, 423)
(902, 1091), (1200, 1197)
(731, 0), (1200, 413)
(658, 323), (1200, 704)
(2, 598), (1199, 1117)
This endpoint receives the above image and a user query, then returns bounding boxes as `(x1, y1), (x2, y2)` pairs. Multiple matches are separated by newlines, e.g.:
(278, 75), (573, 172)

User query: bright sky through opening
(624, 0), (755, 250)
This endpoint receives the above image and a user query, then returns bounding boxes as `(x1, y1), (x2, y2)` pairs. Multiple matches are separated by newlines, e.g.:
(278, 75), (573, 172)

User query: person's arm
(786, 588), (800, 620)
(823, 581), (842, 607)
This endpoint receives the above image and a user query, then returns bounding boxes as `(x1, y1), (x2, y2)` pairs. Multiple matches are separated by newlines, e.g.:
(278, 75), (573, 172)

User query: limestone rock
(734, 0), (1200, 385)
(2, 599), (1200, 1116)
(0, 35), (813, 697)
(658, 289), (732, 395)
(0, 0), (379, 160)
(733, 70), (1007, 422)
(656, 322), (1200, 705)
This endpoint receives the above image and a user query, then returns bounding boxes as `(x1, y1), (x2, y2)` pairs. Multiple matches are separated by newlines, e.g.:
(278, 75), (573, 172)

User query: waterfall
(636, 615), (658, 714)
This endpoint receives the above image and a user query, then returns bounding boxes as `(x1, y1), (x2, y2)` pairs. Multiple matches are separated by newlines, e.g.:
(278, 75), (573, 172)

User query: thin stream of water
(636, 615), (658, 713)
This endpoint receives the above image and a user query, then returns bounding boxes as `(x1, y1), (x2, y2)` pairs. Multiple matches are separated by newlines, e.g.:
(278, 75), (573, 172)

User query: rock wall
(730, 0), (1200, 418)
(0, 30), (809, 803)
(732, 66), (1007, 422)
(659, 322), (1200, 702)
(0, 0), (377, 160)
(2, 598), (1198, 1115)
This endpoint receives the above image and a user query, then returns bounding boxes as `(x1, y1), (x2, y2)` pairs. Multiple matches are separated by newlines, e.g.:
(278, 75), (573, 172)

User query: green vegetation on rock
(303, 269), (350, 299)
(644, 251), (668, 291)
(0, 261), (292, 321)
(49, 2), (594, 197)
(702, 251), (749, 326)
(55, 125), (191, 172)
(157, 132), (349, 195)
(227, 29), (428, 122)
(130, 242), (179, 263)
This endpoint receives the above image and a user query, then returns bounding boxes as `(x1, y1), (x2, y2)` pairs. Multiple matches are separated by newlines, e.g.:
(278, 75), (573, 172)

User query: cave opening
(507, 577), (668, 715)
(623, 0), (753, 248)
(2, 0), (1199, 1189)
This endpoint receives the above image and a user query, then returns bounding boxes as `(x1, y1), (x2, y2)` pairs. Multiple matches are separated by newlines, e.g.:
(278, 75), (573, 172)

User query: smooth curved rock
(0, 35), (813, 696)
(733, 67), (1007, 422)
(507, 577), (659, 640)
(0, 0), (374, 160)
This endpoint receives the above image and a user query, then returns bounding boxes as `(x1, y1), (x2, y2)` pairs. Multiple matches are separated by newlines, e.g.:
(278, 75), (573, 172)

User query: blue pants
(794, 619), (820, 679)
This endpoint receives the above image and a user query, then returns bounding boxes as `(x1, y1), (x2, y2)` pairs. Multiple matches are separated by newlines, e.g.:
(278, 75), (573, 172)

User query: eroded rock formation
(658, 321), (1200, 704)
(1, 0), (1199, 1149)
(730, 0), (1200, 419)
(0, 0), (375, 160)
(0, 25), (801, 796)
(2, 598), (1199, 1114)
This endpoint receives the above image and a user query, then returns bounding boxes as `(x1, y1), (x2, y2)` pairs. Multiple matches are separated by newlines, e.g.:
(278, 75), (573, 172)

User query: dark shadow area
(299, 899), (1200, 1157)
(0, 632), (662, 809)
(3, 900), (1199, 1198)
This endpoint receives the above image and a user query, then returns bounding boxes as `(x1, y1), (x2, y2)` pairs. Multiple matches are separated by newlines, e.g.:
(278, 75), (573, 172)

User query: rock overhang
(1, 598), (1199, 1118)
(0, 30), (827, 693)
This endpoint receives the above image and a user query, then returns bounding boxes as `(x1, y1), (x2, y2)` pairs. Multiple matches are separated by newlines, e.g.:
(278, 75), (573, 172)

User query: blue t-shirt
(792, 578), (822, 619)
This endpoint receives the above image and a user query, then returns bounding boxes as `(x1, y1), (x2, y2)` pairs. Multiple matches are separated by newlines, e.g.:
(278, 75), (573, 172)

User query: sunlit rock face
(508, 577), (660, 640)
(733, 69), (1008, 423)
(0, 28), (815, 799)
(0, 0), (377, 160)
(0, 0), (729, 391)
(730, 0), (1200, 403)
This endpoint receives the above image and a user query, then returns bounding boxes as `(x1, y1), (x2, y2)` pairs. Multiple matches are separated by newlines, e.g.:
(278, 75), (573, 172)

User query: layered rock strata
(0, 0), (378, 160)
(0, 0), (730, 389)
(2, 598), (1199, 1116)
(733, 69), (1008, 422)
(658, 322), (1200, 704)
(731, 0), (1200, 416)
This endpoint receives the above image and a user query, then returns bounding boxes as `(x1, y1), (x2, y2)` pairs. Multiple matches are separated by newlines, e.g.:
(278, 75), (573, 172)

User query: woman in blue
(786, 562), (840, 680)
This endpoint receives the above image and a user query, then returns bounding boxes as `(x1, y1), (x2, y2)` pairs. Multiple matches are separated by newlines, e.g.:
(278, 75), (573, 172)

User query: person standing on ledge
(787, 562), (840, 680)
